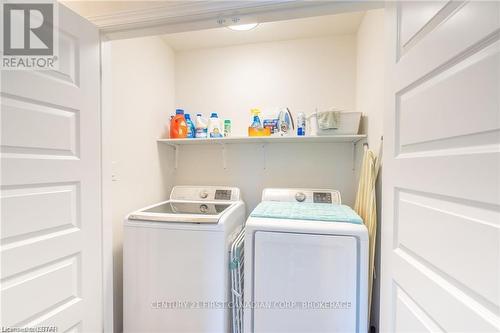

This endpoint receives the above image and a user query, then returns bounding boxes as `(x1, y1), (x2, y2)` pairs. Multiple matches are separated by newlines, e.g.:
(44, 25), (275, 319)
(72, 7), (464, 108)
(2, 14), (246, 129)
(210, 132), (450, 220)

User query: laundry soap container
(170, 109), (188, 138)
(195, 113), (208, 138)
(248, 108), (271, 137)
(311, 110), (361, 136)
(208, 112), (223, 138)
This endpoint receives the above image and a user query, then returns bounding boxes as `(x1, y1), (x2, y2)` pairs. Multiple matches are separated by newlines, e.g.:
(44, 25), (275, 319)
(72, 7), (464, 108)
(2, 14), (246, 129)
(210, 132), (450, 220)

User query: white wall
(356, 10), (385, 149)
(355, 9), (385, 331)
(110, 36), (175, 333)
(175, 35), (357, 136)
(174, 35), (359, 211)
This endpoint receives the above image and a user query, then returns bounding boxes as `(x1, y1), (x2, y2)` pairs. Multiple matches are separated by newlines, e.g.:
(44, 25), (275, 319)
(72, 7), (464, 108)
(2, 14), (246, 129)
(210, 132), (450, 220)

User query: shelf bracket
(221, 143), (227, 170)
(262, 144), (267, 170)
(352, 137), (367, 172)
(352, 141), (357, 172)
(174, 144), (179, 170)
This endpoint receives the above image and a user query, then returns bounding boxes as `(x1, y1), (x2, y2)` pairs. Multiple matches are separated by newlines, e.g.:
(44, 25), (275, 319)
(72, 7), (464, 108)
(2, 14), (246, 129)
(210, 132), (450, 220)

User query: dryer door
(252, 231), (359, 332)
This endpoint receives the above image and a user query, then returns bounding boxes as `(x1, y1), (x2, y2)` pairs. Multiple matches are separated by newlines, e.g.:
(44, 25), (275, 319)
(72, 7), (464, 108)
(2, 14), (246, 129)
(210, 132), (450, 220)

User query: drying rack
(229, 227), (245, 333)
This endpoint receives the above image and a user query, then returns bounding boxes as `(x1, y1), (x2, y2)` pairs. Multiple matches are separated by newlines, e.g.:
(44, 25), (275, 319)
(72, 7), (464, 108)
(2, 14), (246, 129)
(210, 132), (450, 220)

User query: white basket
(309, 111), (362, 136)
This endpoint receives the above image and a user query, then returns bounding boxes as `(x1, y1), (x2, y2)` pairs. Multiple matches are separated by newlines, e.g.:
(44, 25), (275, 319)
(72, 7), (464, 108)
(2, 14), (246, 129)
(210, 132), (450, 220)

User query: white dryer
(244, 188), (368, 333)
(123, 186), (245, 333)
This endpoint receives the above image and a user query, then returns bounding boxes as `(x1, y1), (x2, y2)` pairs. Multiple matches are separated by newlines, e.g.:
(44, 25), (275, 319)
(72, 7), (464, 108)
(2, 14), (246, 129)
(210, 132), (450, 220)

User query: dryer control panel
(262, 188), (341, 204)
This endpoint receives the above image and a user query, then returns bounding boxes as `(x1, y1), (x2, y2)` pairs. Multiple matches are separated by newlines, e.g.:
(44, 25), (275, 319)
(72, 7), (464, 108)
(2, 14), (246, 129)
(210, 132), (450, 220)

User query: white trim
(90, 1), (383, 40)
(88, 1), (290, 28)
(100, 38), (114, 333)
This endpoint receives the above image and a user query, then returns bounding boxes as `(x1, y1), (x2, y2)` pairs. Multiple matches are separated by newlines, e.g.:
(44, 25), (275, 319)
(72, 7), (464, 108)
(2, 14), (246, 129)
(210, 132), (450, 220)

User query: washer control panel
(214, 189), (232, 200)
(170, 186), (241, 201)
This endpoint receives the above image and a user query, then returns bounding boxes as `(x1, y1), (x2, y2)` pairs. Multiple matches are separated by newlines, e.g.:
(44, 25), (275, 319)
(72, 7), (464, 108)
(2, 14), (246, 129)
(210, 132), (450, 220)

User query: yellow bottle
(248, 108), (270, 136)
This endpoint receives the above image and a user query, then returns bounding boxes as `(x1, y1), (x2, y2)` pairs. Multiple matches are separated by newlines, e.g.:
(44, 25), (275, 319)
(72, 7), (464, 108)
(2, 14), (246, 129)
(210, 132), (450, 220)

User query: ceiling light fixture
(227, 22), (259, 31)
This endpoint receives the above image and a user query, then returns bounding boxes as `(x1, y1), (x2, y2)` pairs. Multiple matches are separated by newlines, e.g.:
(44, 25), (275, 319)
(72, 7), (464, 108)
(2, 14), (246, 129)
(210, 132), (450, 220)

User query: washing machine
(244, 188), (368, 333)
(123, 186), (245, 333)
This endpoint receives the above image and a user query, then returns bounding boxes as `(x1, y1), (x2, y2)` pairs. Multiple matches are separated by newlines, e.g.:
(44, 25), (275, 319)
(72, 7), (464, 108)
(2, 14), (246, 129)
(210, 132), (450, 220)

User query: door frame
(100, 36), (114, 333)
(97, 1), (385, 332)
(92, 1), (382, 40)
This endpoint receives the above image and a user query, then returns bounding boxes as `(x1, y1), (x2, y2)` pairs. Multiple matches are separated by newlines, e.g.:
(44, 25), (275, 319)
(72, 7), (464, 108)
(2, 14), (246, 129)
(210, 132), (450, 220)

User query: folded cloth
(250, 202), (363, 224)
(317, 110), (340, 130)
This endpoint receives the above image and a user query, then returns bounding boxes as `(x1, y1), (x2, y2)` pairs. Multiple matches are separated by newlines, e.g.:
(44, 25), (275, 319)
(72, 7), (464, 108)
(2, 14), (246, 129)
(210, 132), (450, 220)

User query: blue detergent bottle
(184, 114), (196, 138)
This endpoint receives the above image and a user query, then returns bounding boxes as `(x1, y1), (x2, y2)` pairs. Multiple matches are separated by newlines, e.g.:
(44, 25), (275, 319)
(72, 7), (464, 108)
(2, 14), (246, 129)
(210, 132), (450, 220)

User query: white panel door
(381, 1), (500, 332)
(1, 4), (102, 332)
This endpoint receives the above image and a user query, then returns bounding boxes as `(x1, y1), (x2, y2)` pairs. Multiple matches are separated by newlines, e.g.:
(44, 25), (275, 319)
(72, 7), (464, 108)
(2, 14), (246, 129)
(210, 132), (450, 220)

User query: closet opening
(104, 8), (385, 333)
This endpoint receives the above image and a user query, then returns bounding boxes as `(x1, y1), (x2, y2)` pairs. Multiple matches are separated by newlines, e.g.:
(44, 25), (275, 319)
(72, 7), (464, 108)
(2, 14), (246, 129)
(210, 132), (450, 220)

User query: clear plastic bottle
(297, 112), (306, 136)
(195, 113), (208, 138)
(224, 119), (231, 137)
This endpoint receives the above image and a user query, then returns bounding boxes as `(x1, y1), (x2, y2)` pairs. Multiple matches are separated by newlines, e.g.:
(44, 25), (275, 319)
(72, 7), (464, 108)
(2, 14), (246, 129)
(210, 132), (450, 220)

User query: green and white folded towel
(317, 110), (341, 130)
(250, 201), (363, 224)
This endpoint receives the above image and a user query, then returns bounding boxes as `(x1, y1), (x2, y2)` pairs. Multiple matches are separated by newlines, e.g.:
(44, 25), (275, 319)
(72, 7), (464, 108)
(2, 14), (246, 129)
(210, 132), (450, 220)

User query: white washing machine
(244, 188), (368, 333)
(123, 186), (245, 333)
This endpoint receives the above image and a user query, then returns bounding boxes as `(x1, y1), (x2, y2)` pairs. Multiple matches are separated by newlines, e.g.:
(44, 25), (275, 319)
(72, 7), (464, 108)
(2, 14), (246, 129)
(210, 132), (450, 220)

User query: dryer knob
(295, 192), (306, 202)
(200, 191), (209, 199)
(200, 204), (209, 213)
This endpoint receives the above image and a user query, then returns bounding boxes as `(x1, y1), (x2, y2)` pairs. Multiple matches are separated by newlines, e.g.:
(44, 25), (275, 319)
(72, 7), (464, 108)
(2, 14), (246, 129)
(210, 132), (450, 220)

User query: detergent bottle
(195, 113), (208, 138)
(208, 113), (223, 138)
(248, 108), (270, 136)
(250, 108), (262, 128)
(184, 114), (196, 138)
(170, 109), (188, 139)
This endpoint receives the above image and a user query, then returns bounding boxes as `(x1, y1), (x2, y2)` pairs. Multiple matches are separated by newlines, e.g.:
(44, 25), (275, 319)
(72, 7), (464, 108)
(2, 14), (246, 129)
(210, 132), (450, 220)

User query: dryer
(123, 186), (245, 333)
(244, 188), (368, 333)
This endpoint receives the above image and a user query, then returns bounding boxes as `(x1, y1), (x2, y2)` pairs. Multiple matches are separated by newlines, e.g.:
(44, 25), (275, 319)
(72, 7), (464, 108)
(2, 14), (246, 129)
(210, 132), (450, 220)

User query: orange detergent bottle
(170, 109), (188, 138)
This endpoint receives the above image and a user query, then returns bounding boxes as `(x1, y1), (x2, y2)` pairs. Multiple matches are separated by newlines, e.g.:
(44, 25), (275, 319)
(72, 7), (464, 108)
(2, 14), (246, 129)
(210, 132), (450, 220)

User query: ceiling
(161, 11), (365, 52)
(61, 1), (371, 42)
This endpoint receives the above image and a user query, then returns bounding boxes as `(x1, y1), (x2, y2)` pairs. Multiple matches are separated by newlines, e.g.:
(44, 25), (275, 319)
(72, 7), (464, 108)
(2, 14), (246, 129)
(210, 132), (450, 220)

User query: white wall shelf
(158, 135), (366, 171)
(157, 134), (366, 146)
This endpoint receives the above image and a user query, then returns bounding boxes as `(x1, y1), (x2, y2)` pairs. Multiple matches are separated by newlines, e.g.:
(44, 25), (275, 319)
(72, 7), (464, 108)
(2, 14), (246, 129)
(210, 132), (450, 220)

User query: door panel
(381, 1), (500, 332)
(2, 256), (80, 327)
(392, 251), (498, 332)
(394, 286), (444, 332)
(396, 190), (499, 308)
(399, 0), (448, 48)
(1, 95), (79, 156)
(397, 1), (499, 90)
(1, 183), (78, 240)
(1, 3), (102, 332)
(398, 41), (499, 151)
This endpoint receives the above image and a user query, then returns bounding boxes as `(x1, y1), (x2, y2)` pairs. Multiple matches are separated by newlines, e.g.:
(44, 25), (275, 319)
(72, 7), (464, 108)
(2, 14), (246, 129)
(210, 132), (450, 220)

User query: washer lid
(128, 201), (233, 223)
